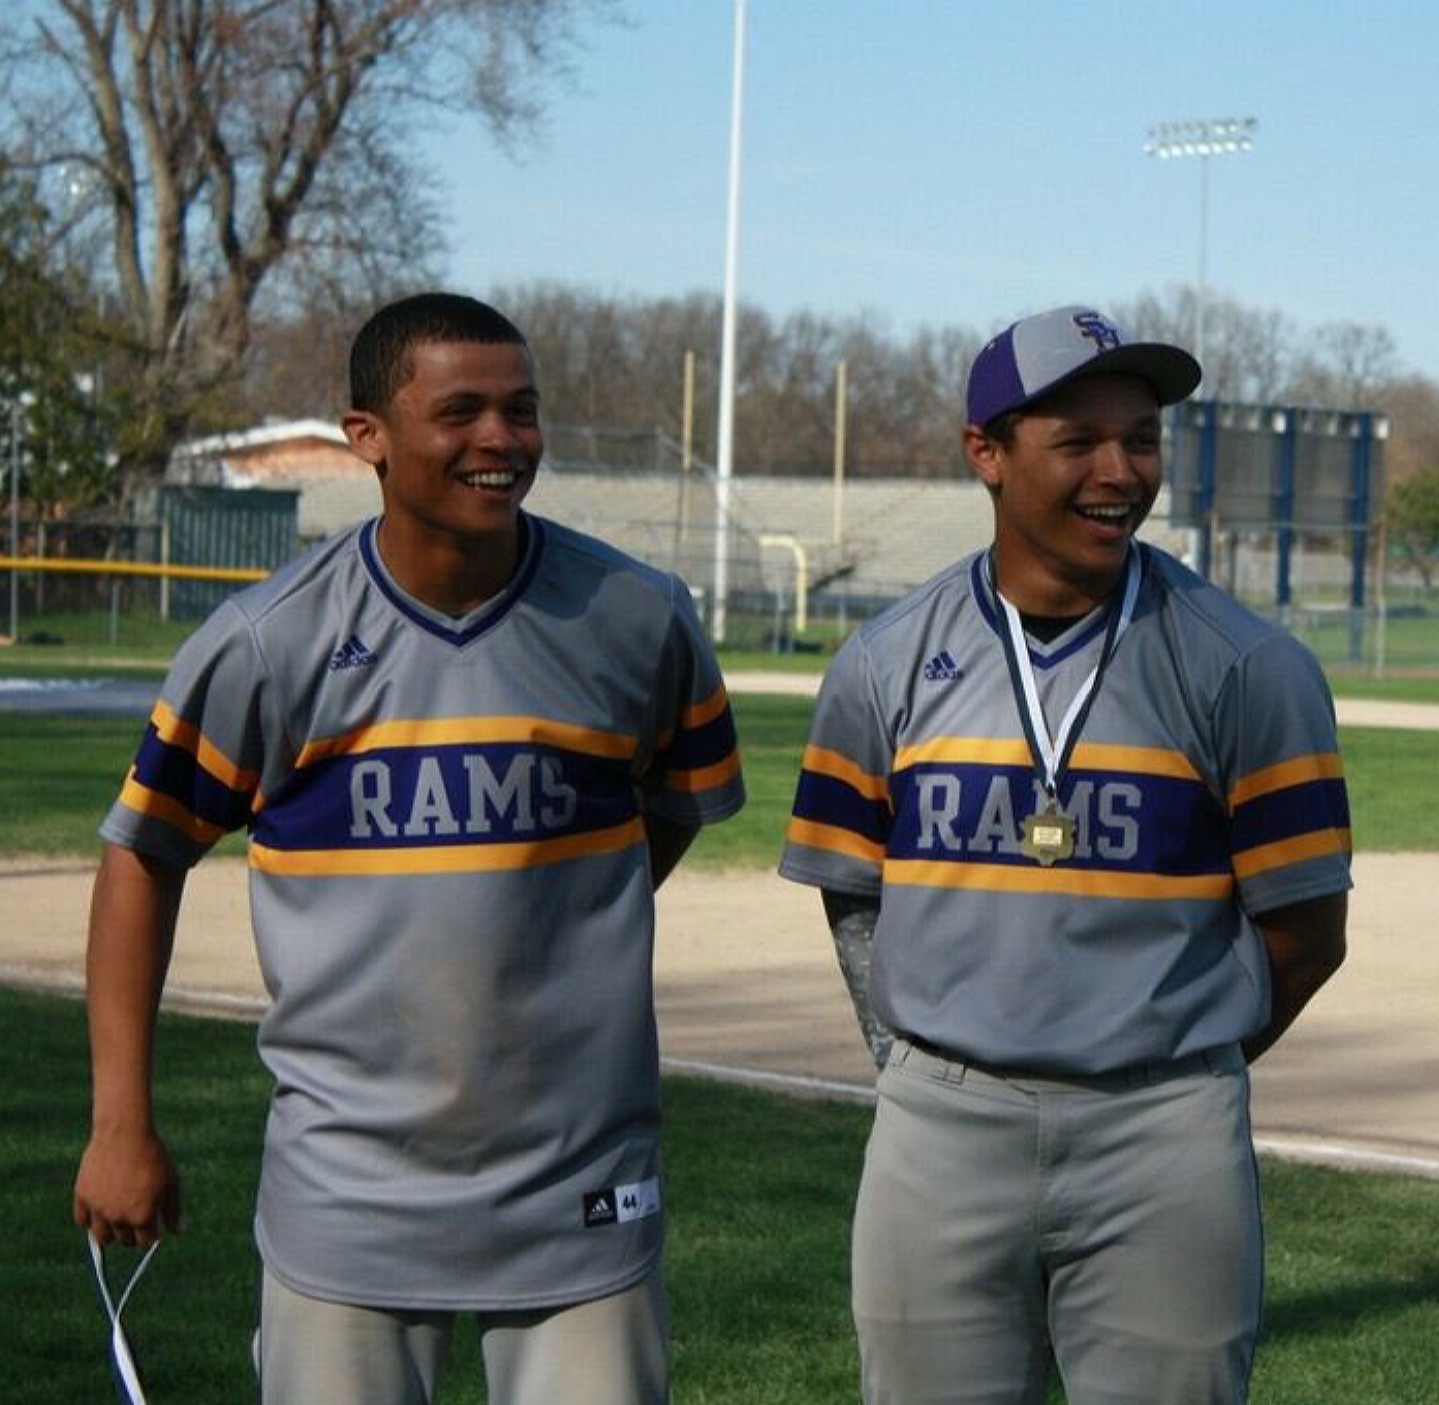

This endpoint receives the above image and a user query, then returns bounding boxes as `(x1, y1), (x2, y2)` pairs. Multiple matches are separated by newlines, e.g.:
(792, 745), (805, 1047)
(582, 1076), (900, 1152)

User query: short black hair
(349, 292), (527, 412)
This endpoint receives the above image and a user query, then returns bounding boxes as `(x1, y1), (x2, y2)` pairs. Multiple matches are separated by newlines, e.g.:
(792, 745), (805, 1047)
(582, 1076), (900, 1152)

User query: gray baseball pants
(257, 1262), (668, 1404)
(853, 1039), (1262, 1404)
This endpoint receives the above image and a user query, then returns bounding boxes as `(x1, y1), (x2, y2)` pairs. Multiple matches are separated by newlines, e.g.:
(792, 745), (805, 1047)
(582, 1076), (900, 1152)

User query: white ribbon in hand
(87, 1232), (160, 1404)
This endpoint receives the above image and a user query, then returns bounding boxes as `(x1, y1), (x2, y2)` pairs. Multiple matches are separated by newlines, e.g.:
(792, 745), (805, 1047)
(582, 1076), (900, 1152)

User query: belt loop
(897, 1036), (970, 1084)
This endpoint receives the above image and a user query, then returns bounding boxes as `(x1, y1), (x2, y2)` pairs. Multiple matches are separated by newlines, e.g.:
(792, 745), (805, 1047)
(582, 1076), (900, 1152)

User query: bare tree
(1115, 287), (1300, 403)
(1289, 321), (1400, 408)
(1381, 376), (1439, 484)
(0, 158), (126, 515)
(243, 276), (1435, 500)
(1, 0), (613, 498)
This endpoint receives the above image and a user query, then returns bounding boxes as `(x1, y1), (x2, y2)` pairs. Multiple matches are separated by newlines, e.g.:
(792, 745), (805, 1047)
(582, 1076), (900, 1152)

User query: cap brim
(1050, 342), (1202, 408)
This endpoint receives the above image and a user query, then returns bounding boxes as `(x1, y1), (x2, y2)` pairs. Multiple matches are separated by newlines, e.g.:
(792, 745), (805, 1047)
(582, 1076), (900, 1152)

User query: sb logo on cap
(1073, 311), (1123, 353)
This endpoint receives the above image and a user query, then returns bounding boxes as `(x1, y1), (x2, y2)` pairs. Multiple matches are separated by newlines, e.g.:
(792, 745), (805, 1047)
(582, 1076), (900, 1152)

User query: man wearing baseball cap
(781, 306), (1350, 1402)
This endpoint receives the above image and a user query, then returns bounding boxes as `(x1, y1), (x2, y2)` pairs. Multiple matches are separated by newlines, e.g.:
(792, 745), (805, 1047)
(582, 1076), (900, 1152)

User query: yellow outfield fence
(0, 556), (269, 584)
(2, 555), (273, 647)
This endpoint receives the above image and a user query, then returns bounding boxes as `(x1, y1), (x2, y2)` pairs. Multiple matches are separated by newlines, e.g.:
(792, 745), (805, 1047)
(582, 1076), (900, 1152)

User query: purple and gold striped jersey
(101, 513), (744, 1311)
(779, 545), (1350, 1074)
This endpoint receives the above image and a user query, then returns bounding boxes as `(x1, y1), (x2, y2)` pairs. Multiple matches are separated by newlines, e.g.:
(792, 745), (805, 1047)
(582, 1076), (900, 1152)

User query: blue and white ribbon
(994, 545), (1142, 798)
(87, 1233), (160, 1404)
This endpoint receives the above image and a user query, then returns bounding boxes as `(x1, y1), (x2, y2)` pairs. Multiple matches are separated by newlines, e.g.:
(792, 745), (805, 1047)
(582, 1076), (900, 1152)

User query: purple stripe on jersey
(970, 554), (1000, 635)
(791, 770), (892, 847)
(656, 708), (739, 773)
(1230, 775), (1350, 854)
(130, 724), (256, 831)
(886, 763), (1231, 876)
(357, 515), (546, 646)
(253, 742), (637, 852)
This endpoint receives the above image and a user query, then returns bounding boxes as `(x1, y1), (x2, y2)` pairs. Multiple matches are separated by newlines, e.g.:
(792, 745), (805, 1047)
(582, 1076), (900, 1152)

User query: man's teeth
(1079, 505), (1128, 521)
(460, 471), (516, 487)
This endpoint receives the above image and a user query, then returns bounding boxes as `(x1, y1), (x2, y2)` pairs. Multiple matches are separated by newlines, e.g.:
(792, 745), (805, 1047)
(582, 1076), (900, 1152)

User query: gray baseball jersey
(101, 513), (744, 1311)
(779, 544), (1350, 1074)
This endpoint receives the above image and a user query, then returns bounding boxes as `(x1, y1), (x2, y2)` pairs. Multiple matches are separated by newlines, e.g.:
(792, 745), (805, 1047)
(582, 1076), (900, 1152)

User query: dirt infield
(3, 851), (1436, 1176)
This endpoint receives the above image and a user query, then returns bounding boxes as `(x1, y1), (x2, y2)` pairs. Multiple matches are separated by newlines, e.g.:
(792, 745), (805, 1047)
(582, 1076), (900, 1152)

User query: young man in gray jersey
(74, 292), (745, 1403)
(780, 305), (1349, 1403)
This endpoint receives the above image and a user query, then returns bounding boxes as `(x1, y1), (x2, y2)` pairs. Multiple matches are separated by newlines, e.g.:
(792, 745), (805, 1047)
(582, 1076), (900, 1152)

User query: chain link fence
(3, 431), (1435, 675)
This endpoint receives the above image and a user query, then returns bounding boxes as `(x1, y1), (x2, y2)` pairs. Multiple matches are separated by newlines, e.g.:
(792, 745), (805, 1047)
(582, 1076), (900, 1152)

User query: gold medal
(1021, 803), (1075, 866)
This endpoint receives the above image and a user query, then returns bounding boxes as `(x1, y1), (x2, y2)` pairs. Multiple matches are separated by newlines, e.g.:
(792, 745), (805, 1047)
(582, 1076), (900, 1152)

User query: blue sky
(420, 1), (1439, 381)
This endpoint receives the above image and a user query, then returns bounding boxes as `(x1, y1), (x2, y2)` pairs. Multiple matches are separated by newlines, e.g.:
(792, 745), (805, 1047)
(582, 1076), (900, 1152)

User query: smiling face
(343, 338), (542, 611)
(964, 373), (1163, 615)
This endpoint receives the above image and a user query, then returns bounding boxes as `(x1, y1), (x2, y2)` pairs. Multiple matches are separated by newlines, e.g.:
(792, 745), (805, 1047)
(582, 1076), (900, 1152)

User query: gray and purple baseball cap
(966, 305), (1202, 428)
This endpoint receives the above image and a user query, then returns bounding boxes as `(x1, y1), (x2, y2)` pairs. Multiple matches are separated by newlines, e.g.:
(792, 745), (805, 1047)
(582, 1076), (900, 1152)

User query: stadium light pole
(711, 0), (747, 645)
(8, 393), (31, 643)
(1144, 117), (1257, 379)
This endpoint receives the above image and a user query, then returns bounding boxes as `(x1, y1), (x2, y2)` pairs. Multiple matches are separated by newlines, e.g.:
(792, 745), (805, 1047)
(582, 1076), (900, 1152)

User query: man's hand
(74, 1126), (183, 1248)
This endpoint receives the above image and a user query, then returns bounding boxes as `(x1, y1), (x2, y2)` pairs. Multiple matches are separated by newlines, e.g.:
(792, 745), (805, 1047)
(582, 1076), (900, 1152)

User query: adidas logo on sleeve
(923, 649), (961, 682)
(328, 634), (378, 671)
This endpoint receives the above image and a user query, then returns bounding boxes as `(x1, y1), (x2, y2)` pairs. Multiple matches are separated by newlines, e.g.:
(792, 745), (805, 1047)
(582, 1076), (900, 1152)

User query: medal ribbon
(87, 1232), (160, 1404)
(993, 546), (1142, 803)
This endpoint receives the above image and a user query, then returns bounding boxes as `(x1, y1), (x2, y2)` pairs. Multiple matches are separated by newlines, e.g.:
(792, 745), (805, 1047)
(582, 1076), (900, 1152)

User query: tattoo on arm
(822, 890), (893, 1070)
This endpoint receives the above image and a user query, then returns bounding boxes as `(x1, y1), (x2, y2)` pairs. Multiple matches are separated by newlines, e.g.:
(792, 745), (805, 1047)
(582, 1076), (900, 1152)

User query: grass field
(4, 632), (1439, 1399)
(1, 695), (1436, 860)
(3, 604), (1439, 691)
(1290, 608), (1439, 677)
(6, 987), (1439, 1404)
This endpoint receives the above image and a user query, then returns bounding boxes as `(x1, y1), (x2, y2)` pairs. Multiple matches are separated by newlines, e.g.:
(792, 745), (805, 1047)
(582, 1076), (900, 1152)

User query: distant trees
(0, 161), (122, 517)
(2, 2), (1435, 510)
(2, 8), (1432, 516)
(1388, 469), (1439, 590)
(0, 0), (614, 502)
(1382, 377), (1439, 483)
(496, 287), (980, 478)
(1113, 288), (1403, 409)
(238, 280), (1438, 489)
(239, 283), (982, 478)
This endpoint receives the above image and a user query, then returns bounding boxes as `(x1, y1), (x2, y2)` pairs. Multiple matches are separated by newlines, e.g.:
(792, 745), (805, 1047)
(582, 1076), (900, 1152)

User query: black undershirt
(1020, 611), (1087, 643)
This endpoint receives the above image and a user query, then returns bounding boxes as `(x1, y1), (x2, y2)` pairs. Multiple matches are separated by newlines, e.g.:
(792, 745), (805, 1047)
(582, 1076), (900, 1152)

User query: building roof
(172, 419), (349, 458)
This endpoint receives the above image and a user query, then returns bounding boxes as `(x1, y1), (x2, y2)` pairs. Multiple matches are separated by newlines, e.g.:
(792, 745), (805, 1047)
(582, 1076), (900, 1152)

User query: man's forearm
(75, 844), (189, 1246)
(1244, 891), (1348, 1063)
(822, 889), (892, 1069)
(85, 846), (185, 1132)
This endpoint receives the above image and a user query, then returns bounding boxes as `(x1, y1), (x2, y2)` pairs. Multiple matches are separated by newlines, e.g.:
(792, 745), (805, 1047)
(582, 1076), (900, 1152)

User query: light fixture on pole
(712, 0), (747, 645)
(1143, 117), (1257, 378)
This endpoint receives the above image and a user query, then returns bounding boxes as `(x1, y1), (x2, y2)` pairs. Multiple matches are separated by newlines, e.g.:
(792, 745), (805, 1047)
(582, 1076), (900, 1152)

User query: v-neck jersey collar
(969, 545), (1148, 669)
(357, 512), (546, 646)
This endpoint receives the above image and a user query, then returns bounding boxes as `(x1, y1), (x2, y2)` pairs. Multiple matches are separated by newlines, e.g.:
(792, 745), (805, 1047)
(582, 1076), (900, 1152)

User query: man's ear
(963, 425), (1004, 491)
(342, 410), (387, 470)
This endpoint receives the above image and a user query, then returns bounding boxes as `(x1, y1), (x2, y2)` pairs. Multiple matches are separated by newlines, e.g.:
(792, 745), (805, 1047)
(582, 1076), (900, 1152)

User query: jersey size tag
(583, 1176), (662, 1228)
